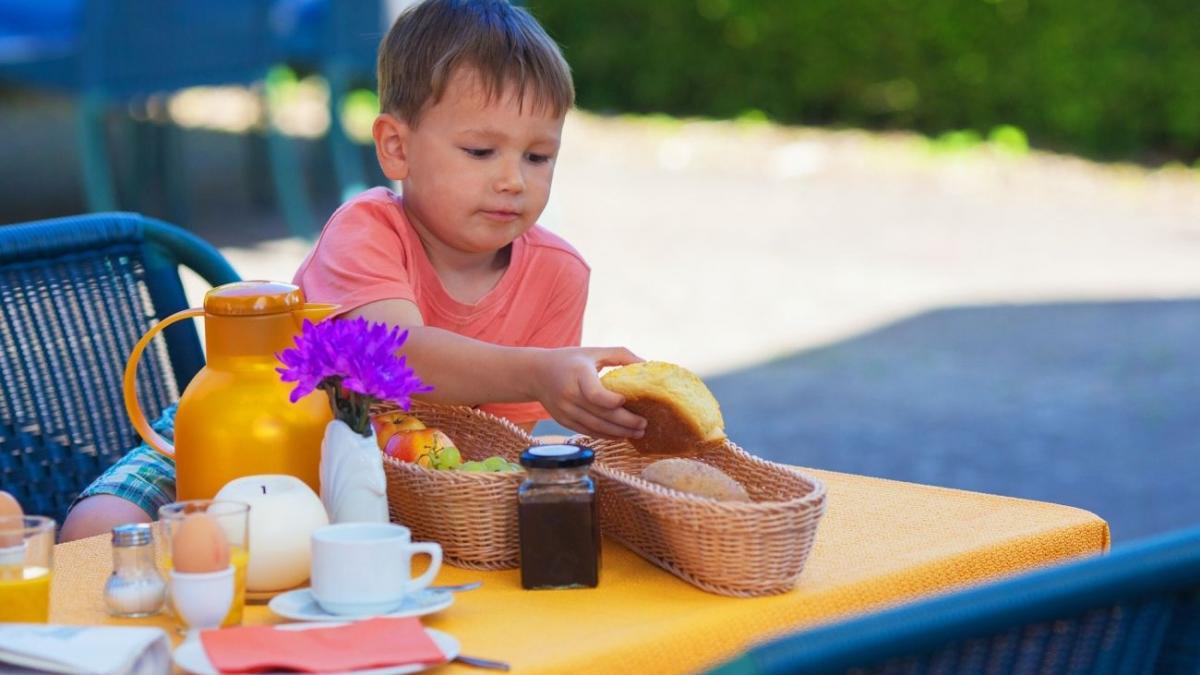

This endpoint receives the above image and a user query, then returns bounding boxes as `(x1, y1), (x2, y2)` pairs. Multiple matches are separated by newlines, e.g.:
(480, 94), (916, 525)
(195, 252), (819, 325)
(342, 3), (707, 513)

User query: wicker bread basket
(374, 400), (533, 570)
(580, 437), (827, 597)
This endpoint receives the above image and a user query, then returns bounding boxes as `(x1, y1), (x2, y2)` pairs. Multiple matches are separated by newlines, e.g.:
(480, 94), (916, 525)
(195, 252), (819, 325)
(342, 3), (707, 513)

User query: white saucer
(173, 624), (459, 675)
(268, 588), (454, 622)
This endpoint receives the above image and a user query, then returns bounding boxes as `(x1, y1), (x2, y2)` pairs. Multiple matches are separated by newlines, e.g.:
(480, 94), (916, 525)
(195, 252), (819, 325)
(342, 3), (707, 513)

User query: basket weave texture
(580, 437), (827, 597)
(375, 400), (533, 570)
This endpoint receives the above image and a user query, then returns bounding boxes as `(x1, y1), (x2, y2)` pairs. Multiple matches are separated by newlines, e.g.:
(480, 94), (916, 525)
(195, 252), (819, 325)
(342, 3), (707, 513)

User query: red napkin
(199, 617), (446, 673)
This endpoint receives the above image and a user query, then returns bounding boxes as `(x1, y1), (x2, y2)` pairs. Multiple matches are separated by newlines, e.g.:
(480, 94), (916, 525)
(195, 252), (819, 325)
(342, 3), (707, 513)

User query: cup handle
(405, 542), (442, 593)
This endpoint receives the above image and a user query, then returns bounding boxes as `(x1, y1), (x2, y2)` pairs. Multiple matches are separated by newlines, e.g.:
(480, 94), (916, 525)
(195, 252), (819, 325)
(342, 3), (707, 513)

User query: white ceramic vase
(318, 420), (390, 524)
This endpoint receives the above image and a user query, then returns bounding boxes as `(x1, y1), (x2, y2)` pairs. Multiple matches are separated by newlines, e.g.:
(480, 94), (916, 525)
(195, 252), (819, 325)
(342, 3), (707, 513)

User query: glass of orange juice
(157, 500), (249, 628)
(0, 515), (55, 623)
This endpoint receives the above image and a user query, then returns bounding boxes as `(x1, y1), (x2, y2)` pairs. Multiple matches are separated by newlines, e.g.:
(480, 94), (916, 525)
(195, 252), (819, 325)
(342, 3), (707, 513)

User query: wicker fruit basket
(579, 436), (827, 597)
(374, 400), (532, 570)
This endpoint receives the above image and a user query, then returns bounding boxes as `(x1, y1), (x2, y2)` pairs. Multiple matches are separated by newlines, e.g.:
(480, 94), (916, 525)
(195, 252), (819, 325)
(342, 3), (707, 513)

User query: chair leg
(77, 94), (118, 212)
(261, 83), (317, 238)
(129, 113), (155, 214)
(161, 122), (190, 226)
(243, 129), (274, 209)
(326, 64), (368, 202)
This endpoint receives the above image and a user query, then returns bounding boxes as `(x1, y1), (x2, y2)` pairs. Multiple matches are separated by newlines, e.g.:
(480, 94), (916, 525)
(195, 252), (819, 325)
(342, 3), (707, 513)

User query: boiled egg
(172, 513), (231, 573)
(0, 491), (21, 519)
(0, 491), (23, 548)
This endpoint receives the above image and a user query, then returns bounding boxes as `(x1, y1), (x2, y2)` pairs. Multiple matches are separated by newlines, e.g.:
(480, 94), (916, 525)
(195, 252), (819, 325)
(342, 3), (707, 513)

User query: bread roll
(641, 458), (750, 501)
(601, 361), (725, 455)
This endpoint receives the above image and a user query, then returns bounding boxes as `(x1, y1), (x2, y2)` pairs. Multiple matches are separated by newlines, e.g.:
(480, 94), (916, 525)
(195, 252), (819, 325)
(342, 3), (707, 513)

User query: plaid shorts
(74, 405), (178, 518)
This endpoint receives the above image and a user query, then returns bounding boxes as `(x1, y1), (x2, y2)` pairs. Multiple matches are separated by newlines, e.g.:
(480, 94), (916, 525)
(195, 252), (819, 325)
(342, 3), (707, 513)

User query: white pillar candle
(214, 475), (329, 592)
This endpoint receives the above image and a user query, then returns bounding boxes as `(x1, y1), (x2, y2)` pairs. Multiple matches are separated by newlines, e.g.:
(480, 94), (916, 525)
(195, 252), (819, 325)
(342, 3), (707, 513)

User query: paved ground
(3, 93), (1199, 543)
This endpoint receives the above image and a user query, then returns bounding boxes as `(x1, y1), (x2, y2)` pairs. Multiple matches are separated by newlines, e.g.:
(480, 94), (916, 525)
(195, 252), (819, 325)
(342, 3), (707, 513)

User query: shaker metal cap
(111, 523), (153, 547)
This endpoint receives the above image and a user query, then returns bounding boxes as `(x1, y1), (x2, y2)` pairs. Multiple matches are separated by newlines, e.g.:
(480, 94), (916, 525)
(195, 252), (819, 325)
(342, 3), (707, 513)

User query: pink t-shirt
(293, 188), (589, 425)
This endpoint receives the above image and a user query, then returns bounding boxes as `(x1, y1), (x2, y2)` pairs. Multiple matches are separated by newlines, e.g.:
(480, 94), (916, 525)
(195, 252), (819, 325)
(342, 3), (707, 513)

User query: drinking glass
(0, 516), (55, 623)
(157, 500), (249, 627)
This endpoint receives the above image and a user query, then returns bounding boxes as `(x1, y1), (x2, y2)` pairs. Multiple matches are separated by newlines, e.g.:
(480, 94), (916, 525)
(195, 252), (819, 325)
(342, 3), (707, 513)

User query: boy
(297, 0), (646, 437)
(61, 0), (644, 541)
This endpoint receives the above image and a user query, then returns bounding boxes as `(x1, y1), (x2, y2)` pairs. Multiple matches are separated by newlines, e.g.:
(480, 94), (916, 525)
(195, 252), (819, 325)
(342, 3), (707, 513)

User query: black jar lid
(519, 444), (594, 468)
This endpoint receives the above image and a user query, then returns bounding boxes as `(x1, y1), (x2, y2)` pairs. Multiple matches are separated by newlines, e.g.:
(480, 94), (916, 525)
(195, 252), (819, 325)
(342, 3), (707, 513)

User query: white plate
(173, 624), (459, 675)
(268, 588), (454, 622)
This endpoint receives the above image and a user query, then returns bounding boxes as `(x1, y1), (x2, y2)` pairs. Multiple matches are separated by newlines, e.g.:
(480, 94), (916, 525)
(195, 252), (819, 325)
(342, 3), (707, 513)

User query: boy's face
(375, 67), (565, 259)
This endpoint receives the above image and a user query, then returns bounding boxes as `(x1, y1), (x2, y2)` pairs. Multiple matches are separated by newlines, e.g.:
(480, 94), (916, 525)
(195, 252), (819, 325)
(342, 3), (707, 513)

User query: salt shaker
(518, 444), (600, 589)
(104, 523), (166, 617)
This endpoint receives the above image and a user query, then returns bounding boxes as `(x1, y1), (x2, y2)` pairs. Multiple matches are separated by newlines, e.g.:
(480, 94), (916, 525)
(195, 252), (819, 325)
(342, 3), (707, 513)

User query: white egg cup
(170, 566), (235, 631)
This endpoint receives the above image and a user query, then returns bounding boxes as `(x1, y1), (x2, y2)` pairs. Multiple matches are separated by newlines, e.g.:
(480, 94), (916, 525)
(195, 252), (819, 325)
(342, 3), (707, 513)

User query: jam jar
(517, 444), (600, 589)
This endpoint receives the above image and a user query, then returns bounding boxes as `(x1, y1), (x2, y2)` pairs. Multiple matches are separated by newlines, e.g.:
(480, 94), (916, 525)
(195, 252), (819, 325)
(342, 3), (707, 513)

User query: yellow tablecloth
(50, 468), (1109, 674)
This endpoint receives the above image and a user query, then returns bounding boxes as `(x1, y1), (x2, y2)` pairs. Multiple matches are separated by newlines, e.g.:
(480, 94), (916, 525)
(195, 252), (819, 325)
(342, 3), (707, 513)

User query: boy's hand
(531, 347), (647, 439)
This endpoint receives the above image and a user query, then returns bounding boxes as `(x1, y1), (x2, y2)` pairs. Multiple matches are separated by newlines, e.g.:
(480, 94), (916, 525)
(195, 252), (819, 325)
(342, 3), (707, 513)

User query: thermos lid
(111, 523), (153, 547)
(519, 444), (595, 468)
(204, 281), (305, 316)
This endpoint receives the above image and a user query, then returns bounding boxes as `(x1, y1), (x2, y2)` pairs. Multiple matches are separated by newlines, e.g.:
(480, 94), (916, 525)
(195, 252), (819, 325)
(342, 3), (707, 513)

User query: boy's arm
(60, 495), (152, 542)
(346, 299), (646, 439)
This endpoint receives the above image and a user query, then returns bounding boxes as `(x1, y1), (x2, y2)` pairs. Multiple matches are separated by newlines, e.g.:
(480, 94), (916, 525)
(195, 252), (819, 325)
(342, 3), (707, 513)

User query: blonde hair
(377, 0), (574, 124)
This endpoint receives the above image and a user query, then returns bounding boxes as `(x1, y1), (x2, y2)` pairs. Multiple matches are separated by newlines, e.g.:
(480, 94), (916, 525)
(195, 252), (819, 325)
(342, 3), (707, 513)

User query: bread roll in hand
(601, 361), (726, 455)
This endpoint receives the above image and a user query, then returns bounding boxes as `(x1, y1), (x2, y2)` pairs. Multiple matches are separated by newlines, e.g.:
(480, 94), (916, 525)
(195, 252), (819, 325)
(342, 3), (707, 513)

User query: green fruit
(482, 456), (508, 471)
(459, 461), (487, 472)
(436, 446), (462, 470)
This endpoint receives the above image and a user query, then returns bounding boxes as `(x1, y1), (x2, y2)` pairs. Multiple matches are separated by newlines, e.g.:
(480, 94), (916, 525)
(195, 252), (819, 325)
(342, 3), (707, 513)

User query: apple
(372, 413), (425, 452)
(384, 427), (457, 465)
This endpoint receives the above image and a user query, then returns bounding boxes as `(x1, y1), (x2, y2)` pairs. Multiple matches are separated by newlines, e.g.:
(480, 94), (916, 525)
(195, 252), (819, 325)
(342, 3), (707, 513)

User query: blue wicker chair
(0, 213), (239, 524)
(707, 526), (1200, 674)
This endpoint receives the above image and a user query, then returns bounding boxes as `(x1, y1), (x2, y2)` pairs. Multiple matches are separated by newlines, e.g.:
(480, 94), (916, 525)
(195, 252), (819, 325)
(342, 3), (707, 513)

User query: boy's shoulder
(327, 187), (403, 229)
(322, 187), (589, 275)
(521, 224), (590, 273)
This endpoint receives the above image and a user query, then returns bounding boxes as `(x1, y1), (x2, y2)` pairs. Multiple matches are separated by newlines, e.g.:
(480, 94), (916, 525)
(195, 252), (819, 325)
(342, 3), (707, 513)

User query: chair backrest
(79, 0), (276, 97)
(708, 526), (1200, 675)
(0, 212), (239, 523)
(272, 0), (385, 79)
(0, 0), (276, 96)
(326, 0), (387, 79)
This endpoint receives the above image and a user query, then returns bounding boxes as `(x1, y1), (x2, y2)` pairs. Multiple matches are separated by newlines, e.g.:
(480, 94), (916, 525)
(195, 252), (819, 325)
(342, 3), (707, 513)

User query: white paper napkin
(0, 624), (170, 675)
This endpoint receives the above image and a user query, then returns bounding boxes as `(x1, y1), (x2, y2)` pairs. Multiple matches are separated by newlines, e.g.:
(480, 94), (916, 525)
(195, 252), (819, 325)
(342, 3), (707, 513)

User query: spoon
(454, 654), (510, 671)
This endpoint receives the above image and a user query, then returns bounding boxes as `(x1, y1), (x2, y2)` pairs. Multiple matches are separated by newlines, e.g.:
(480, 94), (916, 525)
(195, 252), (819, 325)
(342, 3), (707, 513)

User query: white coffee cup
(310, 523), (443, 616)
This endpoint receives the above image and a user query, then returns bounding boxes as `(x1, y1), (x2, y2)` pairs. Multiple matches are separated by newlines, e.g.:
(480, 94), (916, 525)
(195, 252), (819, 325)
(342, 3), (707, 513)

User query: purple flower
(276, 317), (433, 435)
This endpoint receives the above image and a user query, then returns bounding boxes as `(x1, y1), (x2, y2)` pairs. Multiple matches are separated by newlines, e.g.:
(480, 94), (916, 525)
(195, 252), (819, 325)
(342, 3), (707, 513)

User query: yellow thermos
(124, 281), (337, 499)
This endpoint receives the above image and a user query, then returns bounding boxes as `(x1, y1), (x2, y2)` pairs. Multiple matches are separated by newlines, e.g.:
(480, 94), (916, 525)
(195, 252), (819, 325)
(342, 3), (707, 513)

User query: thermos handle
(123, 308), (205, 457)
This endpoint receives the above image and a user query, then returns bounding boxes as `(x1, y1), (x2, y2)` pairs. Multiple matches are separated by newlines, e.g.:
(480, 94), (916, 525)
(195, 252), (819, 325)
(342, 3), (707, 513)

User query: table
(50, 468), (1109, 674)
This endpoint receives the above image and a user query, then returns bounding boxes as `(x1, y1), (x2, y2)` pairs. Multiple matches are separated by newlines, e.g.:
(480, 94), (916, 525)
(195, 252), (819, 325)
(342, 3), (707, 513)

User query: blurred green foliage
(530, 0), (1200, 162)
